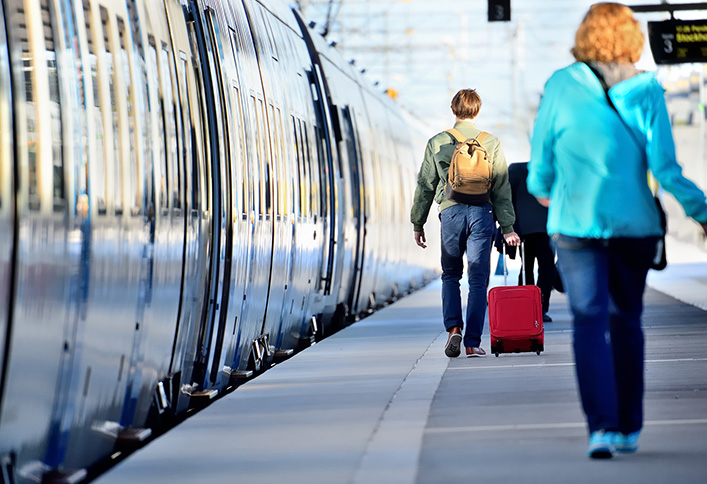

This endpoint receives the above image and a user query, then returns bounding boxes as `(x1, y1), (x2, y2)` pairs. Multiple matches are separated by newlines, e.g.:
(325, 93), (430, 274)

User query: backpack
(444, 129), (492, 205)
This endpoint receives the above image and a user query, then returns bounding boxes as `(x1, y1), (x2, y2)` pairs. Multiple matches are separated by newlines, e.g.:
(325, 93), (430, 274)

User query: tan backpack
(444, 129), (492, 205)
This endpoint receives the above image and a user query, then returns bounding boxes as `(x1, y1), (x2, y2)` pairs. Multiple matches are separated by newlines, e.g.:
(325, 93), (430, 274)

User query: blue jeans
(552, 235), (657, 434)
(440, 203), (494, 348)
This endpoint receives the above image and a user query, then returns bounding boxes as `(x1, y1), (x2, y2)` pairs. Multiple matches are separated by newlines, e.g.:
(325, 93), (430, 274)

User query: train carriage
(0, 0), (438, 482)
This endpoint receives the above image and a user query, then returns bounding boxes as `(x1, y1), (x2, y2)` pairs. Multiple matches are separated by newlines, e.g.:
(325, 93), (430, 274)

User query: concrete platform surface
(96, 253), (707, 484)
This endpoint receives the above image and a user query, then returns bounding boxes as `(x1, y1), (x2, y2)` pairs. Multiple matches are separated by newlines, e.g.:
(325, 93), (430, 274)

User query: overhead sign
(648, 19), (707, 64)
(488, 0), (511, 22)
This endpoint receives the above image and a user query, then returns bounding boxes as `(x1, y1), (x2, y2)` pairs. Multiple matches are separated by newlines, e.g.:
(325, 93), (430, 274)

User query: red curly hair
(571, 3), (644, 63)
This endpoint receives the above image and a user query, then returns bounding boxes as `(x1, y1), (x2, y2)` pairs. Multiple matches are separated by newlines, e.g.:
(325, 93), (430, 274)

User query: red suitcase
(488, 243), (544, 356)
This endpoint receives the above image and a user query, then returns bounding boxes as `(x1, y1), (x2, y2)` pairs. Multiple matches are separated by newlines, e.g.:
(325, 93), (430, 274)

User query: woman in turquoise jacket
(528, 2), (707, 459)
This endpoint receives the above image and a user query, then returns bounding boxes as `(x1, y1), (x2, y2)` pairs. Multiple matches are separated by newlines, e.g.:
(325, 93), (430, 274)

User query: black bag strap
(583, 62), (643, 151)
(584, 63), (667, 245)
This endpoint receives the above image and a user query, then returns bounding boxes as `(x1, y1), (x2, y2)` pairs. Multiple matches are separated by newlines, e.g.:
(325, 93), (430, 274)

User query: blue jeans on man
(440, 203), (495, 349)
(552, 234), (657, 435)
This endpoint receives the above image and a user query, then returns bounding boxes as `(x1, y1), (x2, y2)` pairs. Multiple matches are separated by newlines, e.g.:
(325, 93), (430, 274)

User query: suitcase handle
(502, 240), (526, 287)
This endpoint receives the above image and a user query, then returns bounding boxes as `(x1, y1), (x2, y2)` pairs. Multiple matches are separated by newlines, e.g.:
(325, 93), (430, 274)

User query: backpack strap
(446, 128), (490, 145)
(445, 128), (466, 143)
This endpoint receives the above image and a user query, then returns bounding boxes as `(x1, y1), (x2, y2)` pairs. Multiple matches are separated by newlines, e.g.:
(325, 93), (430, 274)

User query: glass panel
(41, 0), (64, 212)
(248, 95), (259, 216)
(161, 44), (179, 211)
(16, 2), (38, 210)
(231, 85), (246, 217)
(179, 54), (196, 211)
(101, 6), (122, 214)
(256, 98), (270, 214)
(149, 39), (167, 211)
(85, 0), (106, 215)
(118, 17), (139, 215)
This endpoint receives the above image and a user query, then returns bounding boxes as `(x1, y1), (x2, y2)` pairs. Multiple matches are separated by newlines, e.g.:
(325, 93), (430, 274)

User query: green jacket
(410, 120), (516, 234)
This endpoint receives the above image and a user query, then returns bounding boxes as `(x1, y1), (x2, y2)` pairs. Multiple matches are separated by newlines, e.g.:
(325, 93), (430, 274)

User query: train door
(228, 0), (275, 376)
(340, 106), (366, 318)
(0, 2), (13, 417)
(0, 0), (85, 477)
(151, 0), (209, 415)
(242, 91), (274, 371)
(309, 66), (338, 299)
(291, 15), (341, 320)
(243, 4), (293, 356)
(60, 0), (151, 471)
(168, 45), (212, 410)
(111, 0), (191, 434)
(185, 1), (232, 391)
(198, 4), (242, 389)
(223, 11), (258, 376)
(121, 25), (186, 427)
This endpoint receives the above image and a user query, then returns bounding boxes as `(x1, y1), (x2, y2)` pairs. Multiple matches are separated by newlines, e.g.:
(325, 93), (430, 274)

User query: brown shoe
(444, 326), (462, 358)
(465, 347), (486, 357)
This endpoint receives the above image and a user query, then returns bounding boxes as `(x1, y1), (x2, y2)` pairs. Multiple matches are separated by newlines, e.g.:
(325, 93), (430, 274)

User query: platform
(96, 237), (707, 484)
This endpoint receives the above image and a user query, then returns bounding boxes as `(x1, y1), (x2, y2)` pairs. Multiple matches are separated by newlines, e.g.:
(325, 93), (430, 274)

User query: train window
(149, 38), (167, 213)
(302, 121), (317, 216)
(256, 99), (271, 215)
(185, 15), (213, 216)
(117, 17), (140, 216)
(178, 53), (194, 212)
(249, 96), (262, 214)
(162, 43), (180, 212)
(127, 0), (150, 216)
(291, 115), (301, 217)
(297, 118), (311, 218)
(41, 0), (65, 212)
(84, 0), (106, 215)
(231, 84), (246, 217)
(269, 104), (281, 216)
(301, 120), (309, 218)
(17, 0), (64, 211)
(15, 2), (36, 210)
(274, 106), (288, 217)
(205, 9), (229, 185)
(246, 95), (261, 213)
(101, 6), (123, 215)
(192, 62), (211, 214)
(262, 11), (279, 61)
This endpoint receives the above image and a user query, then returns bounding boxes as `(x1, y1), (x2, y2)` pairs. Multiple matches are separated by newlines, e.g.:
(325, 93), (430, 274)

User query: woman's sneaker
(587, 430), (617, 459)
(614, 431), (640, 453)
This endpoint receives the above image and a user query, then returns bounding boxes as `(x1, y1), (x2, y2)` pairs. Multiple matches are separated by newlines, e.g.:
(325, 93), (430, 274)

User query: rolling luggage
(488, 242), (544, 356)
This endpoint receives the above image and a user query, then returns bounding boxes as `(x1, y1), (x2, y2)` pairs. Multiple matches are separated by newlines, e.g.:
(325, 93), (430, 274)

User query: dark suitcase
(488, 242), (544, 356)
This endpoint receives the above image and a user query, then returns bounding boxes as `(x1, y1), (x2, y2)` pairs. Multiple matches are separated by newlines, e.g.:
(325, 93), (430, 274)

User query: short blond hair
(451, 89), (482, 119)
(571, 2), (644, 63)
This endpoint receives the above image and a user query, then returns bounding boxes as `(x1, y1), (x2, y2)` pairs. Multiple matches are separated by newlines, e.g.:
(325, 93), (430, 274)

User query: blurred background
(296, 0), (707, 246)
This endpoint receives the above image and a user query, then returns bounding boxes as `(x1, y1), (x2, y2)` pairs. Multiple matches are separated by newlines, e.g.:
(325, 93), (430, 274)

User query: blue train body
(0, 0), (438, 482)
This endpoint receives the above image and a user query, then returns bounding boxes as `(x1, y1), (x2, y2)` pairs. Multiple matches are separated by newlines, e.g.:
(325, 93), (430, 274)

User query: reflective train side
(0, 0), (439, 482)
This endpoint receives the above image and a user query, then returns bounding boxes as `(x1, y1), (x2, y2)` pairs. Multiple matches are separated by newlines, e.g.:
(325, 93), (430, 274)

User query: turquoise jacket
(528, 62), (707, 238)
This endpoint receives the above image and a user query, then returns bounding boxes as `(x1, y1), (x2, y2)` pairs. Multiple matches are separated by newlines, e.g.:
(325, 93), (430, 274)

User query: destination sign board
(648, 19), (707, 64)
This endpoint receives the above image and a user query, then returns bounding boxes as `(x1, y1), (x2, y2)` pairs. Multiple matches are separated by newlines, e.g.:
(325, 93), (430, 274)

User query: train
(0, 0), (440, 482)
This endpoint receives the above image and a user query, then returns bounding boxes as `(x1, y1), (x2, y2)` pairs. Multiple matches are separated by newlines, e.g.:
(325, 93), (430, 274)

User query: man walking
(411, 89), (520, 357)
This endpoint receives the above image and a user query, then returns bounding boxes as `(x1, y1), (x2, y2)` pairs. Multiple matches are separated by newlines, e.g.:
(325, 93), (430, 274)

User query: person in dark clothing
(508, 161), (560, 322)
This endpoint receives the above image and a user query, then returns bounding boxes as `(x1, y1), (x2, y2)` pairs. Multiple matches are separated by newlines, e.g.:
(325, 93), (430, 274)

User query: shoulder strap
(445, 128), (466, 143)
(446, 128), (490, 145)
(583, 62), (642, 151)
